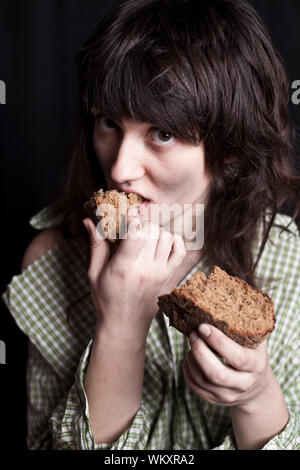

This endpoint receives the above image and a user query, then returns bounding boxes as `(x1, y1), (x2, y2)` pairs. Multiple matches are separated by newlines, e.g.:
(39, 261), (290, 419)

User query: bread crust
(158, 266), (276, 349)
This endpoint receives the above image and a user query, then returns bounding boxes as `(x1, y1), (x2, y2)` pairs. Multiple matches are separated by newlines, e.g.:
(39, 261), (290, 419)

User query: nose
(110, 135), (145, 184)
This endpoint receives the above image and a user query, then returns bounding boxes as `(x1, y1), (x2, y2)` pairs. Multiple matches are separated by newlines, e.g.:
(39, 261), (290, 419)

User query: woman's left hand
(182, 323), (274, 409)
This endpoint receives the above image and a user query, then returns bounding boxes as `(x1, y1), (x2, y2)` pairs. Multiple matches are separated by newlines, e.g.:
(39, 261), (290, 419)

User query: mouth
(140, 198), (151, 207)
(113, 186), (151, 203)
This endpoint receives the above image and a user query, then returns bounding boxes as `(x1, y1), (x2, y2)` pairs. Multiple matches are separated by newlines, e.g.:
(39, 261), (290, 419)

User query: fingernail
(189, 332), (199, 343)
(198, 324), (211, 337)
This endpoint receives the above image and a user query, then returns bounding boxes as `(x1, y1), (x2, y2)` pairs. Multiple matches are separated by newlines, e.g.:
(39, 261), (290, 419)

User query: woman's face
(92, 108), (212, 210)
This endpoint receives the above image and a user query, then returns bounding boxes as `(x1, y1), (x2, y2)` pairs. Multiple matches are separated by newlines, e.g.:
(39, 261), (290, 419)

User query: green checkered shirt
(2, 203), (300, 450)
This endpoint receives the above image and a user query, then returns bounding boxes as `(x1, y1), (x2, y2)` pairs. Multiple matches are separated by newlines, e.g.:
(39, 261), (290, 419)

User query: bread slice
(158, 266), (275, 348)
(84, 188), (143, 245)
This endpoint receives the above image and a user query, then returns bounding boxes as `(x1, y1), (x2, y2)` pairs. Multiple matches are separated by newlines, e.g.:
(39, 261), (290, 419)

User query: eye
(95, 114), (118, 131)
(152, 129), (175, 146)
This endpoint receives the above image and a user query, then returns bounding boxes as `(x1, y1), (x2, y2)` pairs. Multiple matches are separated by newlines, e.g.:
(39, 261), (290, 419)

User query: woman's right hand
(83, 206), (187, 339)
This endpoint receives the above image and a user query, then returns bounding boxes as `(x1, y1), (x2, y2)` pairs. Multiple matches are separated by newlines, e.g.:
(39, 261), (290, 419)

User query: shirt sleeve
(27, 338), (153, 450)
(212, 415), (300, 450)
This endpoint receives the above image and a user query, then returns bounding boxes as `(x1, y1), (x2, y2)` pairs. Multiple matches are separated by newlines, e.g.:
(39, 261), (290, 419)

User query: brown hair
(58, 0), (300, 287)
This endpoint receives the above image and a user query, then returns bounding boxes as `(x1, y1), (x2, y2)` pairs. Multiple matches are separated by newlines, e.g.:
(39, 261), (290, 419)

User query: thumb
(83, 218), (110, 283)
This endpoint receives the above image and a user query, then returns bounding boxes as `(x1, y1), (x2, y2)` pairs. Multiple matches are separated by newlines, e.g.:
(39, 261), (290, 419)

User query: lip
(114, 186), (150, 202)
(140, 200), (150, 206)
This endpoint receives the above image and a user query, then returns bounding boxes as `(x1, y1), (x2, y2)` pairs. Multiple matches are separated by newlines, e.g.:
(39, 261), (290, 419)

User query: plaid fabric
(2, 203), (300, 450)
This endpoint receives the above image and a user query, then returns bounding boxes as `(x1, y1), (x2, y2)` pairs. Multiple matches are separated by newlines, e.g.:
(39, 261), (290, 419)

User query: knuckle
(111, 263), (127, 279)
(238, 379), (251, 393)
(133, 262), (146, 277)
(234, 353), (247, 369)
(256, 357), (266, 375)
(137, 274), (147, 286)
(204, 393), (217, 405)
(192, 340), (203, 357)
(211, 370), (227, 386)
(222, 392), (236, 405)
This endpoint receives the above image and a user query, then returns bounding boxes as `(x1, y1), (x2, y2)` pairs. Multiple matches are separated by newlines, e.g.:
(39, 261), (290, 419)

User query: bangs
(87, 49), (202, 144)
(76, 1), (212, 145)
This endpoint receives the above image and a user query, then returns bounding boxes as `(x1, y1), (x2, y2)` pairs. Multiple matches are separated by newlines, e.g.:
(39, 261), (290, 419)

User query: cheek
(160, 173), (194, 203)
(170, 162), (211, 200)
(93, 132), (101, 157)
(168, 164), (197, 186)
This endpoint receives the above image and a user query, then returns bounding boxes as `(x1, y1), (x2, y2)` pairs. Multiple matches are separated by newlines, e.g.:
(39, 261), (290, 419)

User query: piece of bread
(158, 266), (276, 349)
(84, 188), (143, 245)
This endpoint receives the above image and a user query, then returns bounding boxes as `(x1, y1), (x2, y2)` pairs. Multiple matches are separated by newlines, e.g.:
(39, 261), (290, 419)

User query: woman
(3, 0), (300, 450)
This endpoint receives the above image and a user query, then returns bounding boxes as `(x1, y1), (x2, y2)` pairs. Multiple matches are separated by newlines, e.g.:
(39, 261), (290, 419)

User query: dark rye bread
(84, 188), (143, 246)
(158, 266), (276, 349)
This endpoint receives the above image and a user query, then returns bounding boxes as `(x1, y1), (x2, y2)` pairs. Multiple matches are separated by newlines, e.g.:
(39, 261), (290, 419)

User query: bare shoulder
(21, 227), (65, 272)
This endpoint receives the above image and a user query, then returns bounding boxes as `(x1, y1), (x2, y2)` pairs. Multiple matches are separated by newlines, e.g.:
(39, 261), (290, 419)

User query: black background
(1, 0), (300, 451)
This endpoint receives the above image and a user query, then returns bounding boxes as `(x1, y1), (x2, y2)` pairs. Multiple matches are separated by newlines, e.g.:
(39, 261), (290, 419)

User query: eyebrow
(92, 107), (175, 135)
(93, 110), (155, 128)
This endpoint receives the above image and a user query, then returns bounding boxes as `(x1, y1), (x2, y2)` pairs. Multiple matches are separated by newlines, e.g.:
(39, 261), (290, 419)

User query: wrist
(233, 367), (281, 415)
(94, 318), (149, 354)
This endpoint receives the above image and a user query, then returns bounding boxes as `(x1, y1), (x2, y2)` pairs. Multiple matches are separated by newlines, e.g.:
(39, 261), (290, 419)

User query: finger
(184, 353), (247, 406)
(182, 355), (217, 404)
(186, 350), (241, 394)
(117, 209), (151, 258)
(138, 204), (171, 259)
(142, 221), (161, 258)
(167, 233), (187, 267)
(137, 202), (150, 221)
(122, 218), (160, 259)
(154, 229), (174, 263)
(197, 324), (260, 372)
(189, 332), (250, 389)
(186, 350), (221, 390)
(125, 209), (143, 241)
(83, 218), (110, 283)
